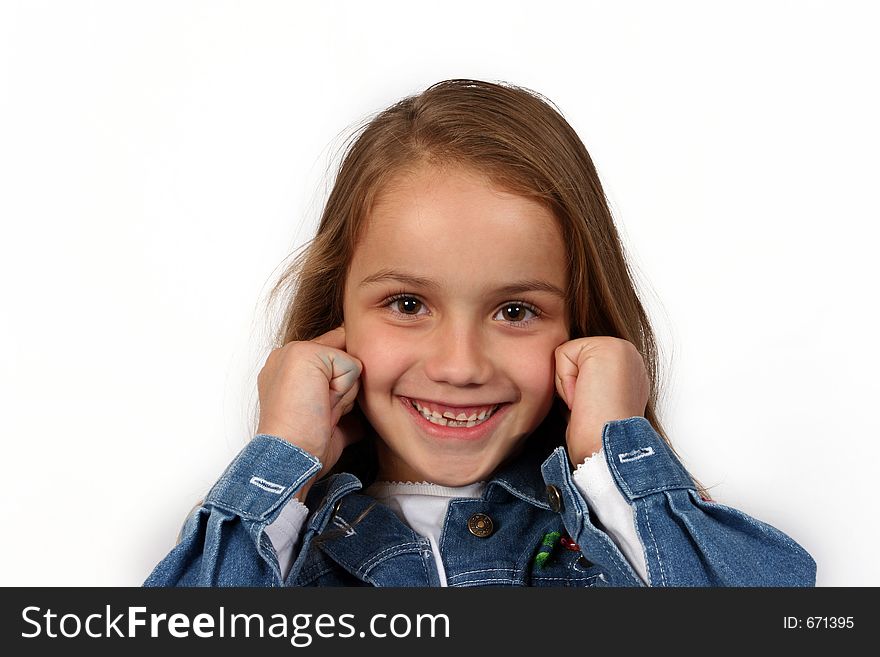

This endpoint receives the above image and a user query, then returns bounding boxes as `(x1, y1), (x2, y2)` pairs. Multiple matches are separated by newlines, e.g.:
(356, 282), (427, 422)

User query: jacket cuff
(204, 434), (322, 521)
(602, 417), (695, 501)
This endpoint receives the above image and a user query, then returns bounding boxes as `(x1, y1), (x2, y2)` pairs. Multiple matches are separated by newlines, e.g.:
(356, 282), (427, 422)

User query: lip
(399, 395), (510, 442)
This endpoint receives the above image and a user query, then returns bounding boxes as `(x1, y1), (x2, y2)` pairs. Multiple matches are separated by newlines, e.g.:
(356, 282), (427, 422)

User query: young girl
(145, 79), (815, 587)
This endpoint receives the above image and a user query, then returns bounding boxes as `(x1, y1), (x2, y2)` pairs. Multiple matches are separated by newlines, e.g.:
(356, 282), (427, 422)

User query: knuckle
(610, 337), (635, 355)
(598, 335), (619, 349)
(285, 340), (315, 362)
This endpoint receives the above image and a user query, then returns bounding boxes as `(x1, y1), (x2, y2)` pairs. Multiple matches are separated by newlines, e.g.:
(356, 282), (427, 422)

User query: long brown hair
(254, 78), (708, 498)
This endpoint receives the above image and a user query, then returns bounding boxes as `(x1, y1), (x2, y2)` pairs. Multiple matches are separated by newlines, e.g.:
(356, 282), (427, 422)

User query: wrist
(568, 444), (602, 467)
(565, 425), (603, 467)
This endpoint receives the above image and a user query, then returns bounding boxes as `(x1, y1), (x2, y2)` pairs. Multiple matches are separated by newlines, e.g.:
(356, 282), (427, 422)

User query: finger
(327, 352), (362, 393)
(555, 348), (580, 409)
(554, 371), (566, 406)
(331, 378), (360, 425)
(311, 325), (346, 350)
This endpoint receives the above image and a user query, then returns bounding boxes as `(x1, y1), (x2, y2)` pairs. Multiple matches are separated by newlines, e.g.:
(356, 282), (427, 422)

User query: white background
(1, 1), (877, 587)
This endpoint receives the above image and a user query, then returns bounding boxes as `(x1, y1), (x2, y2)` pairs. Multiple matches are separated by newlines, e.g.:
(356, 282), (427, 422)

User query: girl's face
(343, 164), (570, 486)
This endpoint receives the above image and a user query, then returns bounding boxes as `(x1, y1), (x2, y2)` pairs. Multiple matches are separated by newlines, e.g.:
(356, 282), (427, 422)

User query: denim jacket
(144, 417), (816, 587)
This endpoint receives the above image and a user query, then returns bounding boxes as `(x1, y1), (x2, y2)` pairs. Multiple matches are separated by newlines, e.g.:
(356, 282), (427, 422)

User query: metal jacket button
(467, 513), (494, 537)
(546, 484), (562, 512)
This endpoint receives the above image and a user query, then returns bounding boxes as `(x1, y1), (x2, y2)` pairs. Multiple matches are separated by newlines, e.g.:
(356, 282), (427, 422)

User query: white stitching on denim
(249, 476), (286, 494)
(447, 568), (519, 580)
(359, 542), (425, 574)
(360, 543), (422, 573)
(618, 446), (655, 463)
(633, 504), (651, 585)
(451, 578), (522, 586)
(687, 489), (810, 557)
(642, 500), (666, 586)
(605, 449), (692, 498)
(489, 479), (547, 508)
(212, 466), (320, 517)
(630, 484), (692, 496)
(448, 571), (516, 580)
(257, 434), (323, 464)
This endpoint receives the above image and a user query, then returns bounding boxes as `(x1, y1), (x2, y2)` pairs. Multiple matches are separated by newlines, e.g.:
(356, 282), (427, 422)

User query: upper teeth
(410, 400), (499, 427)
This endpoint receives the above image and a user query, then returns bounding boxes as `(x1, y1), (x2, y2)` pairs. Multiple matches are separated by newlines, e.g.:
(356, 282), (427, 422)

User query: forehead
(349, 166), (567, 290)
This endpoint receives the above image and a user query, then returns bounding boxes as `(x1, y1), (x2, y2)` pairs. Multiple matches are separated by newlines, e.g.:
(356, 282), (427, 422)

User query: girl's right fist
(256, 326), (364, 475)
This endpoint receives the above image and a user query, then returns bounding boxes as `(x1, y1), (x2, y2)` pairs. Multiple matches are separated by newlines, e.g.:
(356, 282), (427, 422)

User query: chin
(424, 462), (493, 487)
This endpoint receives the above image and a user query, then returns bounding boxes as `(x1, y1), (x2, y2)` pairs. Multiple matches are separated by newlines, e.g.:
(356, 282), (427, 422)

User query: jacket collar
(484, 429), (565, 509)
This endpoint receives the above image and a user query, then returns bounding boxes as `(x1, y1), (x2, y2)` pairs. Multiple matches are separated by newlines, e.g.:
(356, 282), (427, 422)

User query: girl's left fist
(554, 336), (651, 465)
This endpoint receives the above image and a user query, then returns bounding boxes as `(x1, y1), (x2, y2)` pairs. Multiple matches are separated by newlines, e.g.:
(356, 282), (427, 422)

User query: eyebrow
(359, 268), (566, 299)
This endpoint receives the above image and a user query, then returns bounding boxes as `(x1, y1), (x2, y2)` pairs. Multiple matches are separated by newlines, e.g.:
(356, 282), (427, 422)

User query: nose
(423, 317), (494, 387)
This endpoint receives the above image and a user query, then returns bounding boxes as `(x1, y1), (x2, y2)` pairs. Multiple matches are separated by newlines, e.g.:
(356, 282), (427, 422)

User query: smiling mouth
(408, 399), (502, 428)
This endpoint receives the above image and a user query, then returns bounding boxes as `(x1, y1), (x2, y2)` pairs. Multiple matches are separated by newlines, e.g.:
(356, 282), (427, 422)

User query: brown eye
(502, 304), (527, 321)
(396, 297), (422, 314)
(494, 302), (540, 325)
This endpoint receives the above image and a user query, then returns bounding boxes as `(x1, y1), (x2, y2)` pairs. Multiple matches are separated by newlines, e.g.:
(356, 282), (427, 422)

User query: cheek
(506, 332), (565, 406)
(346, 323), (413, 395)
(516, 347), (557, 403)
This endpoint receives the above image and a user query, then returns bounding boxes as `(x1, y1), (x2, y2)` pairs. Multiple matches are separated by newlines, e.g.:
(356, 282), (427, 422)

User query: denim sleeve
(143, 435), (321, 587)
(601, 417), (817, 587)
